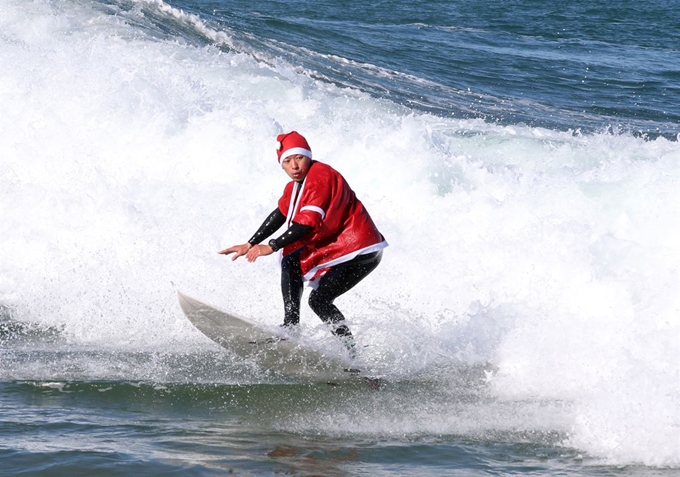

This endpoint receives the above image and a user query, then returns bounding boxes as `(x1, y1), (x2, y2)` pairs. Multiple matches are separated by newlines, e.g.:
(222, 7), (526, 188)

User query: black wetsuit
(248, 208), (382, 338)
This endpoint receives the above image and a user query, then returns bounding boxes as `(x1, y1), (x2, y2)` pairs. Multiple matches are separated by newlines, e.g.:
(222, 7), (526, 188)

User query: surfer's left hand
(218, 243), (252, 261)
(246, 244), (274, 262)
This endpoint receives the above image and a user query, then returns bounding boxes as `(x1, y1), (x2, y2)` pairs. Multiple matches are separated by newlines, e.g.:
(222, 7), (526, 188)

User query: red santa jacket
(277, 161), (388, 282)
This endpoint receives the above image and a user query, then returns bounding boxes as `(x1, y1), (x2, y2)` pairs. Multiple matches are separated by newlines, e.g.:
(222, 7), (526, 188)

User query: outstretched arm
(218, 208), (286, 261)
(219, 209), (314, 263)
(242, 221), (314, 262)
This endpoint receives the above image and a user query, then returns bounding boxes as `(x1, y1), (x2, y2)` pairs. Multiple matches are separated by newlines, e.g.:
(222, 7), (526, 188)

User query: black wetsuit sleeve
(247, 208), (286, 245)
(271, 222), (314, 250)
(247, 208), (314, 249)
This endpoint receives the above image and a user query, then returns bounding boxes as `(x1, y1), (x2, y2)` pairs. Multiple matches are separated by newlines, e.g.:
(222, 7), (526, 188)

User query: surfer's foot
(279, 322), (300, 337)
(280, 319), (300, 328)
(343, 337), (357, 360)
(330, 323), (356, 359)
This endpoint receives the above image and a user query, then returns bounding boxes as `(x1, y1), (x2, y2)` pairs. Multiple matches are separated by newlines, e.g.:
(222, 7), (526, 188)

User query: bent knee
(307, 292), (326, 314)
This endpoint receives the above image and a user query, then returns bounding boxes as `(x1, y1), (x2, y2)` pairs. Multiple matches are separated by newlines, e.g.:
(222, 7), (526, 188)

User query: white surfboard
(177, 291), (365, 383)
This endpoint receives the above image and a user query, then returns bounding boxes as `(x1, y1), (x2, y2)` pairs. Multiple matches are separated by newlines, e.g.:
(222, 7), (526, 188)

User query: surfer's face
(281, 154), (312, 182)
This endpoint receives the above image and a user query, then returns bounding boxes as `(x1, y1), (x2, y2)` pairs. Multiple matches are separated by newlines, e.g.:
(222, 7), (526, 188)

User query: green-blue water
(0, 358), (601, 476)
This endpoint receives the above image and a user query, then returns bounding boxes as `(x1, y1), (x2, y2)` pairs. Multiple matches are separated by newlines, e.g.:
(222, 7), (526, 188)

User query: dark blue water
(171, 0), (680, 138)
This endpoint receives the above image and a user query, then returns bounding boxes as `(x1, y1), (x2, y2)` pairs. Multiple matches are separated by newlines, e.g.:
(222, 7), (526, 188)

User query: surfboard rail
(177, 291), (367, 383)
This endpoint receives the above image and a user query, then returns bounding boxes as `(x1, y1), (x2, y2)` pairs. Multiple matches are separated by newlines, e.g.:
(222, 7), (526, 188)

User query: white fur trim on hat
(280, 146), (312, 161)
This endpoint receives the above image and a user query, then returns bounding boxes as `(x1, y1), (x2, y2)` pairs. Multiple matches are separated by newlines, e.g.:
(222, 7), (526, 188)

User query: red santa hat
(276, 131), (312, 163)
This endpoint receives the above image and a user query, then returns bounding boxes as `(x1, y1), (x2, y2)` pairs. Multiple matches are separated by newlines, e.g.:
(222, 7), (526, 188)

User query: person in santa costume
(219, 131), (388, 352)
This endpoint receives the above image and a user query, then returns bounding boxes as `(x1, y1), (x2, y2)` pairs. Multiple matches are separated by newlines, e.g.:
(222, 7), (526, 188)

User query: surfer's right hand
(218, 243), (252, 261)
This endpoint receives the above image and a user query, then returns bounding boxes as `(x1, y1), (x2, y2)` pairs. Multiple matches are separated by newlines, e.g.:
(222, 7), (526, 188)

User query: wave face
(168, 0), (680, 138)
(0, 0), (678, 468)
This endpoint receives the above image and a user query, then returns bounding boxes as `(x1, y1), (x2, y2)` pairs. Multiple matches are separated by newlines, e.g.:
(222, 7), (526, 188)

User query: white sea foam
(0, 0), (678, 467)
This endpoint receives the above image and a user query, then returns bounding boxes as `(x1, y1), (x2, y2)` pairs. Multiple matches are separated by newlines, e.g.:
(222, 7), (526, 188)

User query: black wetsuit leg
(280, 248), (304, 326)
(308, 251), (383, 337)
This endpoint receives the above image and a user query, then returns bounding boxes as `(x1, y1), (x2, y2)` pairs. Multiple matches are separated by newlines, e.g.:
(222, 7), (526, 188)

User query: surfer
(219, 131), (388, 351)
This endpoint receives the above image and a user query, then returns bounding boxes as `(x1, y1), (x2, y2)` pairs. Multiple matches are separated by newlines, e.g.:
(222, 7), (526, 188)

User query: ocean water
(1, 0), (679, 475)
